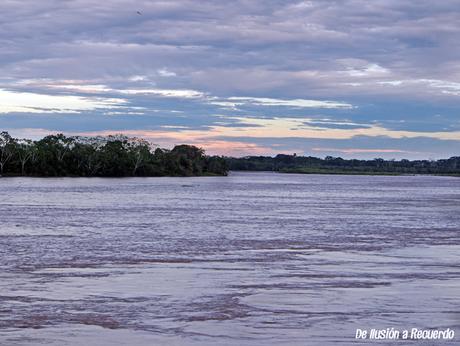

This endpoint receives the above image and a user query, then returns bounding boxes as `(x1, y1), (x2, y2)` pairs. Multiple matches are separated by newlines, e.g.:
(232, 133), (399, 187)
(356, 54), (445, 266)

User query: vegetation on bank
(0, 132), (228, 177)
(2, 131), (459, 177)
(227, 154), (460, 176)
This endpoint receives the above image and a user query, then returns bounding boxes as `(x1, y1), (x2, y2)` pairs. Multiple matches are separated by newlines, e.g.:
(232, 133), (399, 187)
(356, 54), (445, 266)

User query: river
(0, 172), (459, 345)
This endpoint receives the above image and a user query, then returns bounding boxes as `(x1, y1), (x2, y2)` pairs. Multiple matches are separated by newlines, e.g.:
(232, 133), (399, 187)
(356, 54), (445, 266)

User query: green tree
(15, 138), (38, 176)
(126, 137), (153, 176)
(0, 132), (15, 175)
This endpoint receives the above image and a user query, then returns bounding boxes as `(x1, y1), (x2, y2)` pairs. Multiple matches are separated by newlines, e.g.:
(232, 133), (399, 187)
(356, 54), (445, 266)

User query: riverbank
(227, 154), (460, 176)
(277, 168), (460, 177)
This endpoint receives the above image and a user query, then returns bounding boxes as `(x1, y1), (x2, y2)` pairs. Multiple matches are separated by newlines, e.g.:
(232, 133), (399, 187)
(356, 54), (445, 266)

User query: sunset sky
(1, 0), (460, 158)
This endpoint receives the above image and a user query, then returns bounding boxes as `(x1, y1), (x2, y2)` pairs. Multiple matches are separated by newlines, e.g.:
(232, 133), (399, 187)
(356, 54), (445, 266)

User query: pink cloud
(311, 147), (424, 154)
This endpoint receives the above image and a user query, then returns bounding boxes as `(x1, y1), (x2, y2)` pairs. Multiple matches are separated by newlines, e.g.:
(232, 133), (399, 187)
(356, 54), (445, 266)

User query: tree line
(227, 154), (460, 175)
(0, 132), (228, 177)
(1, 131), (458, 177)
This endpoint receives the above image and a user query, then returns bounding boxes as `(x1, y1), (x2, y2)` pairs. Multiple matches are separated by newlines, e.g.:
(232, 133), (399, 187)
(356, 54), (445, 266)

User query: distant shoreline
(277, 169), (460, 177)
(2, 171), (458, 179)
(0, 172), (225, 179)
(1, 132), (458, 178)
(229, 170), (460, 177)
(227, 154), (460, 177)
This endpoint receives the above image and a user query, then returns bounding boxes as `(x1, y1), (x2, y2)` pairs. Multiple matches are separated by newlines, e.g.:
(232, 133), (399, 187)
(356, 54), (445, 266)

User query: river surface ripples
(0, 172), (459, 345)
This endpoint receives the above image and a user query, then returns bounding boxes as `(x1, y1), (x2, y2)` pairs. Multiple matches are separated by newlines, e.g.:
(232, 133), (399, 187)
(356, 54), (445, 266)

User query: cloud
(339, 61), (390, 77)
(157, 68), (177, 77)
(302, 119), (372, 130)
(119, 88), (206, 98)
(311, 147), (422, 154)
(226, 97), (354, 109)
(202, 134), (460, 159)
(0, 89), (126, 114)
(1, 1), (460, 157)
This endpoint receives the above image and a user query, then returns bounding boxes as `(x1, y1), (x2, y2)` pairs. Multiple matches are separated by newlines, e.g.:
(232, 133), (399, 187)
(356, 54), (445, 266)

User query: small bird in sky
(137, 11), (142, 15)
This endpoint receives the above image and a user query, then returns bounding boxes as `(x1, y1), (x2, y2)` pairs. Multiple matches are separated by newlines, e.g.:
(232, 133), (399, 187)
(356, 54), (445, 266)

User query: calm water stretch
(0, 172), (459, 345)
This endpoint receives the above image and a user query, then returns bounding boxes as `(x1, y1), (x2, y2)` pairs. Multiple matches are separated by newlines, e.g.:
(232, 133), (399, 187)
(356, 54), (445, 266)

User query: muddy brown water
(0, 172), (459, 345)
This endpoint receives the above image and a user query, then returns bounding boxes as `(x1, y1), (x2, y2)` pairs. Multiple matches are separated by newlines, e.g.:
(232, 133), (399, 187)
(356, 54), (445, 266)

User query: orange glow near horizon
(6, 116), (460, 157)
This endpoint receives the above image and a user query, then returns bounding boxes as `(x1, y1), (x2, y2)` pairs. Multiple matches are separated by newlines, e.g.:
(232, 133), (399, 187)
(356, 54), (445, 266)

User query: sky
(1, 0), (460, 159)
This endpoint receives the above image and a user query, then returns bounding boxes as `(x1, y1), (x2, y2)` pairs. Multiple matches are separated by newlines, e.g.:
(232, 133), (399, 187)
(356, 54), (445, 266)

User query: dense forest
(227, 154), (460, 176)
(0, 132), (228, 177)
(1, 131), (459, 177)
